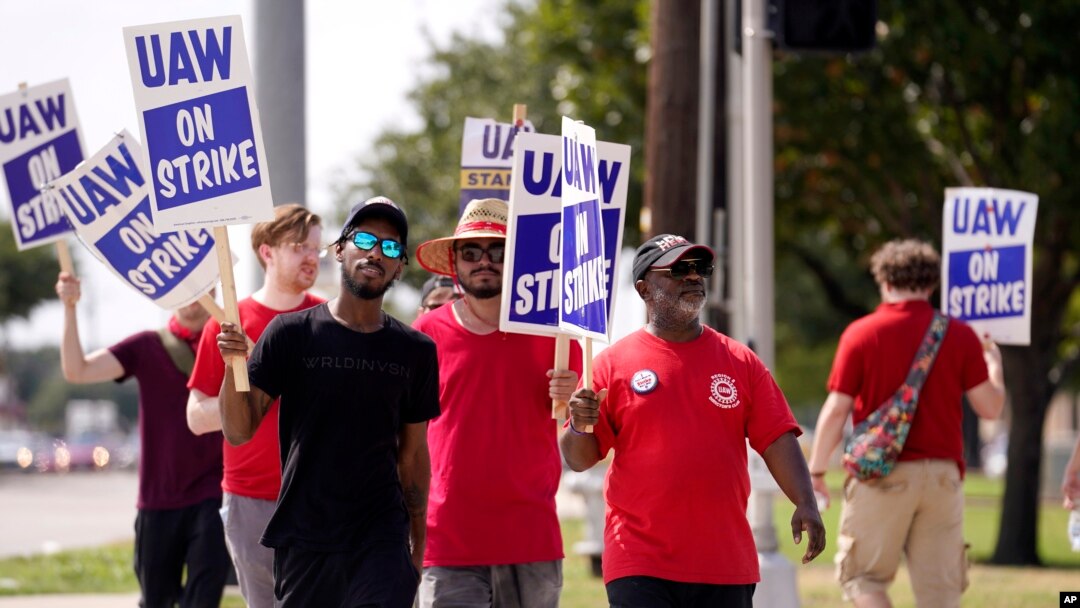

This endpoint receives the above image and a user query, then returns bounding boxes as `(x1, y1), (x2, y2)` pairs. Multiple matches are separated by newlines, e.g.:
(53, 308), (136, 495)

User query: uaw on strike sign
(499, 130), (630, 337)
(0, 79), (84, 250)
(50, 131), (218, 309)
(942, 187), (1038, 345)
(459, 116), (534, 213)
(123, 16), (273, 231)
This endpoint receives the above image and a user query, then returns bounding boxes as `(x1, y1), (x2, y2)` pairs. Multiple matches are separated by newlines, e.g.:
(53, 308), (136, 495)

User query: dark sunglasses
(650, 259), (714, 279)
(351, 231), (404, 259)
(457, 243), (505, 264)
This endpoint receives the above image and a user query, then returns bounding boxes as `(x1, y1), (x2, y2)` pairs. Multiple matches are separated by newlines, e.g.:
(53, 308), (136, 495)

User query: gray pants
(220, 492), (276, 608)
(417, 560), (562, 608)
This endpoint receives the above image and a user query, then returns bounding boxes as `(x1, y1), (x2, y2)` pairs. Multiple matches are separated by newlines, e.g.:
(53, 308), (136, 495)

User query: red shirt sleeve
(187, 317), (224, 396)
(826, 325), (864, 396)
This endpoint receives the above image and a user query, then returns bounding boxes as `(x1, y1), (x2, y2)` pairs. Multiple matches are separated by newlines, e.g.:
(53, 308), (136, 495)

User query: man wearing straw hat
(561, 234), (825, 608)
(413, 197), (581, 607)
(215, 196), (439, 607)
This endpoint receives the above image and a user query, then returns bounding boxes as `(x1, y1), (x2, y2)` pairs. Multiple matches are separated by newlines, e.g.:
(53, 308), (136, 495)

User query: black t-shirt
(248, 303), (440, 551)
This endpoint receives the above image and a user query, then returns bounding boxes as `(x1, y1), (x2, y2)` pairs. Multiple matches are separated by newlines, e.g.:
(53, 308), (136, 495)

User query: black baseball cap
(420, 275), (457, 302)
(340, 196), (409, 247)
(632, 234), (715, 281)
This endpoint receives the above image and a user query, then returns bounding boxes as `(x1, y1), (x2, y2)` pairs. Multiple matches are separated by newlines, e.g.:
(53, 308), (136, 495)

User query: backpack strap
(901, 311), (949, 398)
(156, 327), (196, 377)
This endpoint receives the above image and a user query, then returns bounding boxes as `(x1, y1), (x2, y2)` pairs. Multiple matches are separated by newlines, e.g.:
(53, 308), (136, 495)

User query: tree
(644, 0), (699, 238)
(333, 0), (649, 286)
(0, 222), (61, 324)
(772, 3), (1080, 564)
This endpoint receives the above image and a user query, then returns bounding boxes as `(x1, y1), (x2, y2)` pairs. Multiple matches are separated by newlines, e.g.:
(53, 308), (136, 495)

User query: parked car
(0, 430), (42, 471)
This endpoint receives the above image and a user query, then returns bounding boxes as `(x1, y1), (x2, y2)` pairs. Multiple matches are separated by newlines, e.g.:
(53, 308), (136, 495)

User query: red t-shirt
(188, 293), (324, 501)
(827, 300), (989, 474)
(413, 304), (583, 567)
(585, 327), (800, 585)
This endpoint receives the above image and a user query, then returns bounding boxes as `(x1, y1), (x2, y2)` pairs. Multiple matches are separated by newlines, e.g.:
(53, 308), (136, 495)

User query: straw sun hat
(416, 198), (509, 276)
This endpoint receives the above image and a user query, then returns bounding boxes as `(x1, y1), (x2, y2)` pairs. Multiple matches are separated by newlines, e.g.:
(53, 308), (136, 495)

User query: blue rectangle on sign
(3, 130), (81, 245)
(143, 86), (260, 210)
(946, 244), (1025, 321)
(94, 196), (216, 300)
(508, 213), (562, 327)
(561, 200), (607, 336)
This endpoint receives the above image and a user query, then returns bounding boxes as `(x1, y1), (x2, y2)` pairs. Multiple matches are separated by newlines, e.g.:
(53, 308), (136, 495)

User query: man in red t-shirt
(56, 273), (230, 608)
(413, 198), (582, 607)
(807, 239), (1005, 608)
(562, 234), (825, 608)
(186, 203), (324, 608)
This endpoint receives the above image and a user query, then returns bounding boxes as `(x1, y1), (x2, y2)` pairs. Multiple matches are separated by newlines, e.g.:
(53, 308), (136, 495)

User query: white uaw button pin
(631, 369), (659, 394)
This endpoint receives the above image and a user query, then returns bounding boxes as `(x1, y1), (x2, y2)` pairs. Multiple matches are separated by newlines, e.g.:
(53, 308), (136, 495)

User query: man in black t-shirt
(216, 197), (439, 608)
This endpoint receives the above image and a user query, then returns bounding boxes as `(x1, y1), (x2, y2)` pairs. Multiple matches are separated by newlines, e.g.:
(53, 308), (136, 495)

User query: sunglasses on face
(457, 243), (505, 264)
(650, 259), (714, 279)
(351, 231), (404, 259)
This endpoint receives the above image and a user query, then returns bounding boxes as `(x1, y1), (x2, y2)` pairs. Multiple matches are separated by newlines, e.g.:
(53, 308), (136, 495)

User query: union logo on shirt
(708, 373), (740, 408)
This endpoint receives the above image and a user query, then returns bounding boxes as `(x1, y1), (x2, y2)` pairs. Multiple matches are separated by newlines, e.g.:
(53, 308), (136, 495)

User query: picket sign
(0, 80), (84, 276)
(940, 187), (1038, 345)
(124, 16), (276, 390)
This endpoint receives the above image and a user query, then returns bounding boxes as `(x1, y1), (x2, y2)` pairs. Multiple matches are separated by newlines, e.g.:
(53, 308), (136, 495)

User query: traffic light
(773, 0), (878, 53)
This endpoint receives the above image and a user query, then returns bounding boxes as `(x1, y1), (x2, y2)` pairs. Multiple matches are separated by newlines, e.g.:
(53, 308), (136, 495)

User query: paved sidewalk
(0, 594), (140, 607)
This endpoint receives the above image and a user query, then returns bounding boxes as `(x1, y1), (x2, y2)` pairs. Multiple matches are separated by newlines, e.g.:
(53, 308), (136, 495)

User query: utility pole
(741, 0), (799, 606)
(254, 0), (306, 207)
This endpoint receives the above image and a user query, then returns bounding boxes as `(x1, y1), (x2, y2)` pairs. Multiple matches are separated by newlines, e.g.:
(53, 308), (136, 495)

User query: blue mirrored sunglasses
(351, 231), (404, 259)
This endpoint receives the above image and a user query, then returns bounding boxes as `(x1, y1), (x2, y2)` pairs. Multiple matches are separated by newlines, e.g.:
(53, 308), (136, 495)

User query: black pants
(134, 497), (231, 608)
(606, 576), (756, 608)
(273, 541), (419, 608)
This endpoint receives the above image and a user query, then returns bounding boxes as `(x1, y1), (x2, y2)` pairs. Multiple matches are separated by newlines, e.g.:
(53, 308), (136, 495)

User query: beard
(649, 288), (705, 331)
(458, 272), (501, 300)
(342, 265), (393, 300)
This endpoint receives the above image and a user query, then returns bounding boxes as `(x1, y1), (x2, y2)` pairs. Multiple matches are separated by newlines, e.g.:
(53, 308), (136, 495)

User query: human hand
(217, 322), (249, 363)
(567, 387), (607, 432)
(55, 272), (81, 307)
(981, 336), (1005, 382)
(791, 503), (826, 564)
(1064, 467), (1080, 510)
(811, 475), (831, 510)
(547, 369), (579, 403)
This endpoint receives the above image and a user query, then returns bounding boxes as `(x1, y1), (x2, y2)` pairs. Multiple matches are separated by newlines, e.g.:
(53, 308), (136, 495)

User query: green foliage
(0, 543), (134, 596)
(335, 0), (649, 286)
(0, 221), (61, 325)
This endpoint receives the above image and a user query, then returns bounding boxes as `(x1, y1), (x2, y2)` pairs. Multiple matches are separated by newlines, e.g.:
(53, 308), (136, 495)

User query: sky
(0, 0), (502, 350)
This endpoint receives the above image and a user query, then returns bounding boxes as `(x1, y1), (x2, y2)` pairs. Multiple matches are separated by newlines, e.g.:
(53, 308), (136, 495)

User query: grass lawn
(1, 473), (1076, 607)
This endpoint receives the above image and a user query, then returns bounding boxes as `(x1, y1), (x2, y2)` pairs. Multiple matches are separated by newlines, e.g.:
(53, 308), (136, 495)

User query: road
(0, 470), (137, 559)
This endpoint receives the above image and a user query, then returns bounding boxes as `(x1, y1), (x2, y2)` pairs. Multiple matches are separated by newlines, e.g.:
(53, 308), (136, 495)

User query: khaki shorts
(835, 459), (970, 608)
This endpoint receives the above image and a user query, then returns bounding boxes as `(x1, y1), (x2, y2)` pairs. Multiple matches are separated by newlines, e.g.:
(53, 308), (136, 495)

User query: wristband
(810, 471), (826, 478)
(568, 420), (588, 436)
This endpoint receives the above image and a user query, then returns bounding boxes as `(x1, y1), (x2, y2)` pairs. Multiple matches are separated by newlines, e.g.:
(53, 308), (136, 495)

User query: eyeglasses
(286, 242), (327, 258)
(650, 260), (714, 279)
(351, 231), (404, 259)
(457, 243), (505, 264)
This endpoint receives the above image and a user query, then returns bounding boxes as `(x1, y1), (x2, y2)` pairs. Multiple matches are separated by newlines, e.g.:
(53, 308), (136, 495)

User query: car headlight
(93, 446), (110, 468)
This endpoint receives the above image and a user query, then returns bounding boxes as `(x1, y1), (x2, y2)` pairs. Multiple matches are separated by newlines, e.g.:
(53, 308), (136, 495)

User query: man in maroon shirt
(807, 239), (1005, 608)
(56, 272), (230, 608)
